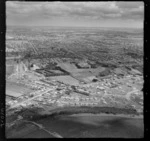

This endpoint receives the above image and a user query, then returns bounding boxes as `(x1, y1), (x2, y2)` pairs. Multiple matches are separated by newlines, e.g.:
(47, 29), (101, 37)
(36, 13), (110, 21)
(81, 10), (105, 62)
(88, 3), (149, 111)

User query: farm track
(22, 120), (63, 138)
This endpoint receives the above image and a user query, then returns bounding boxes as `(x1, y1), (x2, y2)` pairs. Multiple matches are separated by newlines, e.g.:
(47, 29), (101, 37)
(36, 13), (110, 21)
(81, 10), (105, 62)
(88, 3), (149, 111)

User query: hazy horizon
(6, 1), (144, 28)
(7, 25), (143, 29)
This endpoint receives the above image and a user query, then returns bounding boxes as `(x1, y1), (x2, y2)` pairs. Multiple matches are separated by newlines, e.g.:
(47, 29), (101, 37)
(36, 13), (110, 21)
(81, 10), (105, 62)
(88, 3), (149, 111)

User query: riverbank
(69, 113), (143, 119)
(27, 112), (144, 138)
(6, 106), (143, 138)
(27, 106), (142, 121)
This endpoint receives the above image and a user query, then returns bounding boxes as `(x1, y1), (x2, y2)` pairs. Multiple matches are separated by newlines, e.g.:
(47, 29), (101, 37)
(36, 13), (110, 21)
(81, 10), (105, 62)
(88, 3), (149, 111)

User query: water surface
(25, 114), (144, 138)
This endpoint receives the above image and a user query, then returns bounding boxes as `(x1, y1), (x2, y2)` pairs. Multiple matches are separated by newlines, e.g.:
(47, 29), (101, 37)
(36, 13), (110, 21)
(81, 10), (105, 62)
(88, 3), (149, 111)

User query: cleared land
(6, 65), (15, 76)
(6, 82), (34, 97)
(48, 76), (80, 85)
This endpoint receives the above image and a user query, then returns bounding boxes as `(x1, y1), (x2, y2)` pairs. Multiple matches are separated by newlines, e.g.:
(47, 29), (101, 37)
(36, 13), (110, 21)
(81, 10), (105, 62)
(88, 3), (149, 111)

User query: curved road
(126, 89), (139, 100)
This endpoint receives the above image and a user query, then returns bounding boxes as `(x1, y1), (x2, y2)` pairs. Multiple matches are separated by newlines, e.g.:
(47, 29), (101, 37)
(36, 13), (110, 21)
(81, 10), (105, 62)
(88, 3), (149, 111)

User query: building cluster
(6, 60), (143, 117)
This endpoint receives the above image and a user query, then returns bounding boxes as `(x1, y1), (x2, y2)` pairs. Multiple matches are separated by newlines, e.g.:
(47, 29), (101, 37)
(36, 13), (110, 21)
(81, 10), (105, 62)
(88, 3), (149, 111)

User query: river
(21, 113), (143, 138)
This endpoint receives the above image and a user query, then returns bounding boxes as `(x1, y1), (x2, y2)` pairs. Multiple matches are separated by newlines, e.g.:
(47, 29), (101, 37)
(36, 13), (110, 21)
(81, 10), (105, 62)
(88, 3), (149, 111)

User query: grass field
(6, 65), (15, 76)
(48, 76), (80, 85)
(6, 81), (34, 97)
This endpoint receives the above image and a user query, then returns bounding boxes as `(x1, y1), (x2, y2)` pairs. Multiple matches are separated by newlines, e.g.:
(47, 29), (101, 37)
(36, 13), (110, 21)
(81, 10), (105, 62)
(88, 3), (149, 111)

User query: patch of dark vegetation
(6, 121), (37, 138)
(55, 66), (70, 74)
(35, 65), (70, 77)
(126, 52), (143, 59)
(98, 68), (111, 77)
(10, 107), (43, 121)
(51, 106), (138, 117)
(45, 62), (58, 69)
(74, 90), (90, 96)
(6, 114), (18, 124)
(131, 65), (143, 73)
(96, 62), (117, 69)
(6, 51), (21, 58)
(92, 79), (98, 82)
(16, 106), (139, 122)
(125, 66), (132, 71)
(90, 64), (97, 68)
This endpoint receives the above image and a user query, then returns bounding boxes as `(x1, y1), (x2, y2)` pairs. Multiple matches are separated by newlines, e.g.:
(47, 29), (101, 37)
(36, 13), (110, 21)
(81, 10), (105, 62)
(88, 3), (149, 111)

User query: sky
(6, 1), (144, 28)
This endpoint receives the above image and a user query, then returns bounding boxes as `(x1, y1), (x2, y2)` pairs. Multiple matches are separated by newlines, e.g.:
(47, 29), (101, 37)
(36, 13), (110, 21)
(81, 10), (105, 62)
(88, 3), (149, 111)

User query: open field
(57, 62), (78, 73)
(6, 81), (34, 97)
(56, 62), (106, 82)
(47, 76), (80, 85)
(72, 67), (105, 78)
(6, 65), (15, 76)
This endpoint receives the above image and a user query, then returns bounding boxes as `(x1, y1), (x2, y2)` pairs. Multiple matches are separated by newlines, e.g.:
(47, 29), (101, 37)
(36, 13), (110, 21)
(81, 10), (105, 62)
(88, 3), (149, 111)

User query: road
(22, 120), (63, 138)
(8, 88), (54, 110)
(6, 56), (22, 60)
(30, 42), (38, 55)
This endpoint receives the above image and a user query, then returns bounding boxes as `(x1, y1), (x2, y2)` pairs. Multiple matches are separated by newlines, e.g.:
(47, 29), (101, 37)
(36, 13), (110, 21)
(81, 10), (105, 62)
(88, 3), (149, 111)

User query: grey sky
(6, 1), (144, 28)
